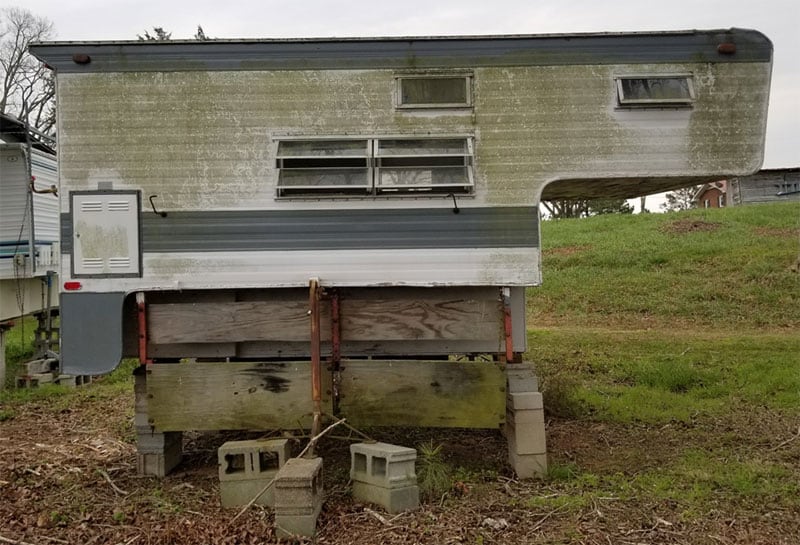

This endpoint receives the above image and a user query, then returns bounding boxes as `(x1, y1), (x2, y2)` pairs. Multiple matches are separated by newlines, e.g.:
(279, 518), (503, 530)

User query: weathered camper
(0, 114), (59, 386)
(0, 114), (59, 321)
(30, 28), (772, 476)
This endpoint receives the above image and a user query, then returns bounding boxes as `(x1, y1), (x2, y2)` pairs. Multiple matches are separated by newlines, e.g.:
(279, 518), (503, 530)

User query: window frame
(275, 138), (372, 197)
(614, 74), (695, 108)
(274, 135), (475, 199)
(394, 73), (473, 109)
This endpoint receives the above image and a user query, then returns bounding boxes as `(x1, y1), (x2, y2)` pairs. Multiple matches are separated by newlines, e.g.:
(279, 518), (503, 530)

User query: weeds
(417, 441), (451, 500)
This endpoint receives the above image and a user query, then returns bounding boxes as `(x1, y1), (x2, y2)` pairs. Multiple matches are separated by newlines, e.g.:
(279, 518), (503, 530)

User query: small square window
(396, 75), (471, 108)
(616, 75), (694, 107)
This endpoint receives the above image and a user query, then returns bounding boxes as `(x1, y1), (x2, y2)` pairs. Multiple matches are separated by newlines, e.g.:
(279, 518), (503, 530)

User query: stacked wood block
(217, 438), (290, 508)
(350, 442), (419, 514)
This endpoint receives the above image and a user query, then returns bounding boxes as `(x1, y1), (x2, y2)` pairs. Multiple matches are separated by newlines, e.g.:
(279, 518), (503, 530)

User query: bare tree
(0, 7), (55, 134)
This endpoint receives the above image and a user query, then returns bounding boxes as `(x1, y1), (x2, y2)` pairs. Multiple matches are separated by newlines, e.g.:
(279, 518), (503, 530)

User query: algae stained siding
(55, 62), (770, 210)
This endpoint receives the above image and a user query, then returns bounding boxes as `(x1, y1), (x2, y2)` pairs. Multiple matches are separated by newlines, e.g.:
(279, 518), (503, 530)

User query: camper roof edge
(29, 28), (772, 74)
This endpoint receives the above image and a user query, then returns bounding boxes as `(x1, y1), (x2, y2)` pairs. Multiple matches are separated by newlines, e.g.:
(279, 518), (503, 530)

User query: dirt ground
(1, 382), (799, 545)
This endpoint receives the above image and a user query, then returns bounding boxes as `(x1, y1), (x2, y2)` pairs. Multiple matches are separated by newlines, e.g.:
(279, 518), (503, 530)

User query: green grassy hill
(531, 202), (800, 330)
(528, 201), (800, 424)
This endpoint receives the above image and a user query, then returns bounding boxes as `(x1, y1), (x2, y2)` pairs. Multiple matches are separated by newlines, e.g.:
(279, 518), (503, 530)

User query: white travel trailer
(30, 28), (772, 476)
(0, 114), (59, 386)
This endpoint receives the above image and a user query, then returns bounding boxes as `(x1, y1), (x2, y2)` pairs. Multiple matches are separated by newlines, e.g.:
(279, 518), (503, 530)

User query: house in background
(692, 180), (728, 208)
(728, 168), (800, 205)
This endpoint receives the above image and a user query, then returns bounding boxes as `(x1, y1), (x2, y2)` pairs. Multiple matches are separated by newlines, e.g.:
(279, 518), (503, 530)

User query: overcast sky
(17, 0), (800, 171)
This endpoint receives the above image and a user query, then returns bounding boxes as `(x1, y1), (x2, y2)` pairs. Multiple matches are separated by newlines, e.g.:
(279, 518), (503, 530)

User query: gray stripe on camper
(61, 206), (539, 254)
(30, 29), (771, 73)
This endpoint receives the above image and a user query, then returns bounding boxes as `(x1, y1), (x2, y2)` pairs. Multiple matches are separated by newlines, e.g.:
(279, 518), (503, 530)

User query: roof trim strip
(30, 28), (772, 73)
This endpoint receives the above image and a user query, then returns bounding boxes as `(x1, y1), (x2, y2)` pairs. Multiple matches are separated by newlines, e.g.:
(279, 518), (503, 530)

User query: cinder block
(220, 477), (276, 508)
(506, 424), (547, 456)
(350, 442), (417, 489)
(31, 372), (54, 385)
(274, 457), (324, 539)
(505, 407), (545, 427)
(56, 375), (77, 388)
(506, 363), (539, 393)
(137, 442), (182, 477)
(136, 429), (182, 454)
(509, 450), (547, 478)
(25, 359), (55, 375)
(352, 481), (420, 514)
(218, 438), (290, 482)
(507, 391), (543, 411)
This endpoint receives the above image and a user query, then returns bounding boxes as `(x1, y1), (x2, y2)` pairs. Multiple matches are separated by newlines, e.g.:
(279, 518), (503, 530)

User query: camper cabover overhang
(29, 29), (772, 478)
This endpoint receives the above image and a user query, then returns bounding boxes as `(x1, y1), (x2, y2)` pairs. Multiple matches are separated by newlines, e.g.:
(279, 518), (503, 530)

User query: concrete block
(507, 391), (543, 410)
(352, 481), (420, 514)
(274, 457), (323, 539)
(350, 442), (417, 489)
(509, 450), (547, 478)
(31, 372), (54, 385)
(220, 477), (276, 508)
(505, 363), (539, 393)
(56, 375), (77, 388)
(218, 438), (290, 482)
(507, 425), (547, 456)
(505, 407), (545, 427)
(275, 513), (319, 539)
(134, 412), (150, 427)
(137, 443), (182, 477)
(136, 429), (182, 454)
(25, 358), (56, 375)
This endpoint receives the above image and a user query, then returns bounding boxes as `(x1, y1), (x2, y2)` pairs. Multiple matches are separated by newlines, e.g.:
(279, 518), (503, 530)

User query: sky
(14, 0), (800, 202)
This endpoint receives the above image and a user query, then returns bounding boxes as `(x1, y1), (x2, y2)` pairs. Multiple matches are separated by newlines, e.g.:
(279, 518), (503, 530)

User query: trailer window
(276, 140), (371, 197)
(275, 137), (474, 198)
(396, 76), (471, 108)
(616, 76), (694, 107)
(376, 138), (473, 194)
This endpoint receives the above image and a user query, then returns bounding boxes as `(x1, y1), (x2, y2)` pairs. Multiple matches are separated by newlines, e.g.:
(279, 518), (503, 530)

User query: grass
(523, 202), (800, 516)
(531, 328), (800, 424)
(533, 202), (800, 329)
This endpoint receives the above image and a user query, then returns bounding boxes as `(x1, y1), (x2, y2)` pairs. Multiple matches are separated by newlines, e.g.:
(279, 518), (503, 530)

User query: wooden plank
(340, 298), (501, 341)
(337, 359), (505, 428)
(148, 343), (236, 358)
(148, 301), (331, 344)
(147, 362), (331, 431)
(237, 339), (504, 358)
(148, 292), (502, 345)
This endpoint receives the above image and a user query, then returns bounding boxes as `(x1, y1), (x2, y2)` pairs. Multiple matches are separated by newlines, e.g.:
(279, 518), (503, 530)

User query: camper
(0, 114), (59, 385)
(30, 28), (772, 476)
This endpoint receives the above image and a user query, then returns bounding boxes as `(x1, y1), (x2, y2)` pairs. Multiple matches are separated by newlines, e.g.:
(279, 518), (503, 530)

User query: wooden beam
(147, 362), (331, 431)
(147, 294), (501, 345)
(337, 359), (505, 428)
(148, 301), (330, 344)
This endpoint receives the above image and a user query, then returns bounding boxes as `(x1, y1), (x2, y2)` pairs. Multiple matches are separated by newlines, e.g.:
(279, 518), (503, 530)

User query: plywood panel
(148, 301), (330, 344)
(147, 292), (502, 345)
(147, 362), (331, 431)
(337, 359), (505, 428)
(340, 298), (500, 341)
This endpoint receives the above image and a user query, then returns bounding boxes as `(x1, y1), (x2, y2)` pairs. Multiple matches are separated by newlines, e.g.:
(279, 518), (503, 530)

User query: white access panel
(71, 191), (141, 277)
